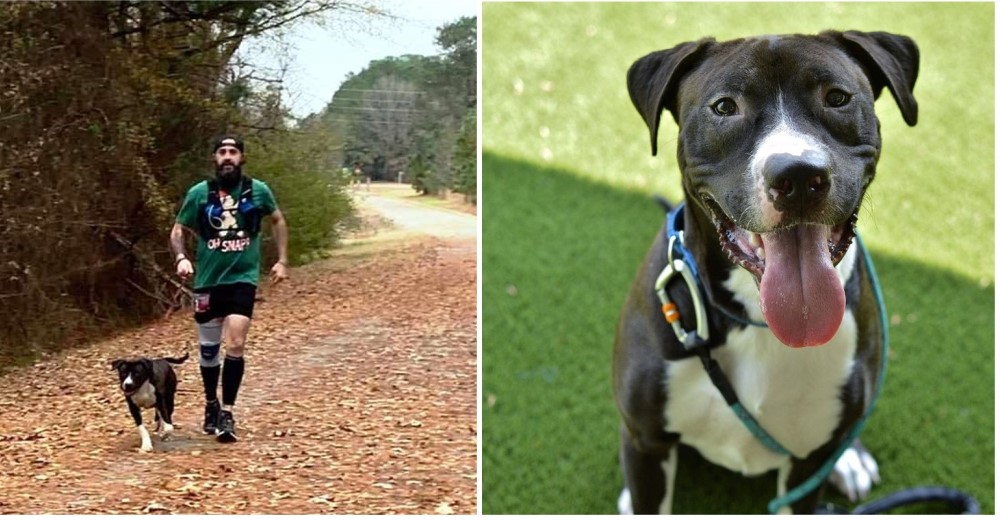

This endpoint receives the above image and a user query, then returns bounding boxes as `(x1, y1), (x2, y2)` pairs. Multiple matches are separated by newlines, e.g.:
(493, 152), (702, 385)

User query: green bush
(245, 129), (353, 266)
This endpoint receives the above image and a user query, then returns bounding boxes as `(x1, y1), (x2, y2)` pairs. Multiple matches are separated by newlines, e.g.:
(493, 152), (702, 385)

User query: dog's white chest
(663, 308), (858, 476)
(130, 381), (157, 409)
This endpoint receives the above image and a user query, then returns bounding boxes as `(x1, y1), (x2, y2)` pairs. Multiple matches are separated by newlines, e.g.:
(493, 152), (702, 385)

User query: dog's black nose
(763, 153), (831, 210)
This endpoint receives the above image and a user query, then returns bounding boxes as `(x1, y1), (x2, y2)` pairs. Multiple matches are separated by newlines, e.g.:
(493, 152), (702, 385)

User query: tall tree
(434, 15), (476, 109)
(405, 16), (477, 195)
(320, 16), (477, 194)
(325, 55), (436, 180)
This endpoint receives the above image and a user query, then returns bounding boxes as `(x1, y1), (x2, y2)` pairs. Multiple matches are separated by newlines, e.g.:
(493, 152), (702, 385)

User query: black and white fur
(614, 31), (917, 514)
(111, 353), (188, 452)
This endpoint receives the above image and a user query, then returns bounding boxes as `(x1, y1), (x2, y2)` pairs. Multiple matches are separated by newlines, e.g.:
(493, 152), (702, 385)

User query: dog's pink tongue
(759, 225), (845, 347)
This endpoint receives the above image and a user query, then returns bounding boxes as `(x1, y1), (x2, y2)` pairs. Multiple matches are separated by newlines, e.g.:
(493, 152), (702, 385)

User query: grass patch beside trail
(361, 182), (477, 214)
(328, 205), (422, 264)
(482, 154), (994, 514)
(325, 182), (474, 270)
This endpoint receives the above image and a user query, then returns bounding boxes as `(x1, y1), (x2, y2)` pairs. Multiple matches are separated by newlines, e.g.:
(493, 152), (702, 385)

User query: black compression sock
(200, 364), (221, 402)
(221, 355), (245, 406)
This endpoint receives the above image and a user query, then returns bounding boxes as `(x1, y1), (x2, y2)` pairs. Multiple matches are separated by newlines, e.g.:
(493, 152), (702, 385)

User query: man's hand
(176, 257), (194, 280)
(270, 262), (288, 284)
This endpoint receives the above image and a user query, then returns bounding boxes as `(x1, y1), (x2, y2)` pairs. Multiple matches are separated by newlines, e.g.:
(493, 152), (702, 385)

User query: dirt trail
(0, 183), (477, 514)
(356, 187), (477, 240)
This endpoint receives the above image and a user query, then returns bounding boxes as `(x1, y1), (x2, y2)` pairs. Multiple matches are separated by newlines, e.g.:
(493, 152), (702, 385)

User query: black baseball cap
(213, 135), (244, 153)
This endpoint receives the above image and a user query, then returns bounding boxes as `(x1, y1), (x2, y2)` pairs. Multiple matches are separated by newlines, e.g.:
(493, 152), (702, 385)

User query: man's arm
(170, 223), (188, 259)
(270, 209), (288, 265)
(170, 223), (194, 280)
(268, 209), (289, 283)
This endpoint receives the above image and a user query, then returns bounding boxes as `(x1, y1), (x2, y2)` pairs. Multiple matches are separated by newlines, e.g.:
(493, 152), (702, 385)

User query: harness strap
(666, 204), (768, 328)
(713, 302), (768, 328)
(661, 203), (792, 456)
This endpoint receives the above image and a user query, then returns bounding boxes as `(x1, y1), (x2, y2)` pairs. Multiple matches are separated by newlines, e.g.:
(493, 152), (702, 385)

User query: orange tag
(662, 303), (680, 323)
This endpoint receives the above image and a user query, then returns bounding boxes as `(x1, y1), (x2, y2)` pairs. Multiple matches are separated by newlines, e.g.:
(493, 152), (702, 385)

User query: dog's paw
(828, 444), (880, 502)
(158, 422), (174, 440)
(137, 424), (154, 453)
(617, 487), (633, 515)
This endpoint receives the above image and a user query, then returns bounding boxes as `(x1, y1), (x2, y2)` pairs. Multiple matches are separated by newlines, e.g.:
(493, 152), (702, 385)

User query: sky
(239, 0), (478, 119)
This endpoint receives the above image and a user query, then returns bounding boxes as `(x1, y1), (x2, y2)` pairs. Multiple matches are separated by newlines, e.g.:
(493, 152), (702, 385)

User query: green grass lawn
(481, 2), (994, 514)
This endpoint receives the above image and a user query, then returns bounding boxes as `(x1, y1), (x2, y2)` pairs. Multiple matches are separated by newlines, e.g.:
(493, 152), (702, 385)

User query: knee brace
(198, 319), (223, 368)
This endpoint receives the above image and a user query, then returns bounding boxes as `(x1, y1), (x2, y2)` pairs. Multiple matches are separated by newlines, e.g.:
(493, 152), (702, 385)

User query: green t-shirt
(175, 177), (278, 290)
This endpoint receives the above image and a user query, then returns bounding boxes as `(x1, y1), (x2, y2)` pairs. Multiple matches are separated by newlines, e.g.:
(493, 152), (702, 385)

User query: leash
(766, 229), (884, 514)
(654, 202), (978, 514)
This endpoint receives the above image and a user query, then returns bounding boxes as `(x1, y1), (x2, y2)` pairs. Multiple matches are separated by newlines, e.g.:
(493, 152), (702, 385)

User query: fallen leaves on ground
(0, 207), (476, 514)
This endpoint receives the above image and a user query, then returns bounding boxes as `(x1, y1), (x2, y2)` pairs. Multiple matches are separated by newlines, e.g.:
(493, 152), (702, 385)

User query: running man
(170, 135), (288, 442)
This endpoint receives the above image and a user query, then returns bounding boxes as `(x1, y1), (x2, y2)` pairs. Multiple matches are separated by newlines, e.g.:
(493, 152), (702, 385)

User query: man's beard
(215, 162), (243, 186)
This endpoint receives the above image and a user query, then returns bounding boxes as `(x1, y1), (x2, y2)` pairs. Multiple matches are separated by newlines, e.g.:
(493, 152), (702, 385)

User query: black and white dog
(111, 353), (188, 452)
(614, 31), (918, 513)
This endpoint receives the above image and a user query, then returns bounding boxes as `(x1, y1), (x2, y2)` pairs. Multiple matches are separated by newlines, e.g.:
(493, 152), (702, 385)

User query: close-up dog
(613, 31), (918, 514)
(111, 353), (189, 452)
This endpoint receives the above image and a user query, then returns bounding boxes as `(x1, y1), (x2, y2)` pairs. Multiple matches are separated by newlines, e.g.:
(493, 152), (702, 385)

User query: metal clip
(654, 234), (710, 349)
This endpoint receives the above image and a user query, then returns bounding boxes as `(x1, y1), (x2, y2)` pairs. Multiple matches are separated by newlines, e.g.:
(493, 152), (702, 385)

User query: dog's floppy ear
(111, 359), (124, 370)
(627, 38), (713, 155)
(833, 30), (919, 126)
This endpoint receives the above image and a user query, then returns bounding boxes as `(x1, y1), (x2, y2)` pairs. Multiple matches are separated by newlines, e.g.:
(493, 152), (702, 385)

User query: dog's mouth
(704, 198), (857, 280)
(702, 198), (857, 348)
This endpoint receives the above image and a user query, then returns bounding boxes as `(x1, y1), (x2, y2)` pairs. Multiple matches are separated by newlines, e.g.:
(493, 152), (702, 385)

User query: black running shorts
(193, 282), (257, 324)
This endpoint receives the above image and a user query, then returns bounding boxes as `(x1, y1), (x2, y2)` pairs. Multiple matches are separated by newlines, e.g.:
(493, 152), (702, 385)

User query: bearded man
(170, 135), (288, 443)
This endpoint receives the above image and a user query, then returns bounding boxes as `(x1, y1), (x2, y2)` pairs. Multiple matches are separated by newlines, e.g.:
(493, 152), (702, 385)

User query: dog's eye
(711, 98), (739, 117)
(825, 89), (851, 107)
